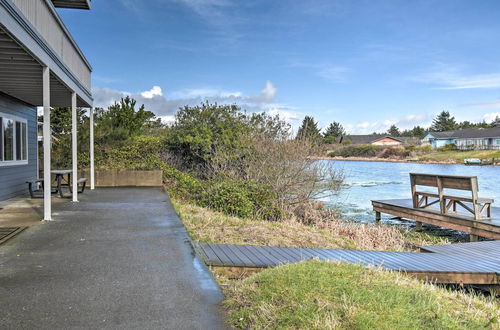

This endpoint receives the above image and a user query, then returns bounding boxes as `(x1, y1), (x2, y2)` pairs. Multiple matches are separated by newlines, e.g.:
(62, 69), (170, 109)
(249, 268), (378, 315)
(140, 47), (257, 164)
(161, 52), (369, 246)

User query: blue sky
(59, 0), (500, 133)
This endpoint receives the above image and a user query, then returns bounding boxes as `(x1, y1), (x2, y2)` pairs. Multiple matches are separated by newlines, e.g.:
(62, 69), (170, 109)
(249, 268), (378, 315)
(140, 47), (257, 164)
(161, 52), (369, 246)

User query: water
(320, 160), (500, 227)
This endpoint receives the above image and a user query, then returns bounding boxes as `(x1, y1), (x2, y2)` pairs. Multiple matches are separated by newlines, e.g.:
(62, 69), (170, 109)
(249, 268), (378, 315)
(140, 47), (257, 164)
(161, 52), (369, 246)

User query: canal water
(320, 160), (500, 230)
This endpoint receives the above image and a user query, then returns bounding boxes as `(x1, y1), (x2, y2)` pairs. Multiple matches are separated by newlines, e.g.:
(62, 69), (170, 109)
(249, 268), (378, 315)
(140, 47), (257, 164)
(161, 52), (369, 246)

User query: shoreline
(310, 156), (462, 165)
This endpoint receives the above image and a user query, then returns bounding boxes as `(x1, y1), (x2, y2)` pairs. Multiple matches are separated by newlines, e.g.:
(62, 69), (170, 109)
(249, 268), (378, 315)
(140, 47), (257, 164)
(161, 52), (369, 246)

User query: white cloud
(437, 73), (500, 90)
(484, 112), (500, 123)
(141, 86), (163, 98)
(289, 60), (349, 82)
(92, 81), (281, 119)
(261, 81), (277, 101)
(345, 113), (430, 134)
(265, 104), (301, 122)
(170, 88), (242, 99)
(157, 115), (176, 124)
(464, 100), (500, 109)
(413, 68), (500, 90)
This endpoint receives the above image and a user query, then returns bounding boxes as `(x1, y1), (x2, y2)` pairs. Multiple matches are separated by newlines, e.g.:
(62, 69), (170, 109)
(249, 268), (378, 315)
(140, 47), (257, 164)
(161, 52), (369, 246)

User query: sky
(58, 0), (500, 134)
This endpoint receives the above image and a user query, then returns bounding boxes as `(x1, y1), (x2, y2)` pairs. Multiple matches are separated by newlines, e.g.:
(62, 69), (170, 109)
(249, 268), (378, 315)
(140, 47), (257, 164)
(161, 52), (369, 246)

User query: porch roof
(0, 26), (90, 107)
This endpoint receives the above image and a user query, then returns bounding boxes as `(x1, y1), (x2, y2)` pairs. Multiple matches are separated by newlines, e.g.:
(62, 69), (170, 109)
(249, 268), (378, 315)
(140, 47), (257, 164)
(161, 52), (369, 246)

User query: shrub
(406, 144), (432, 154)
(97, 135), (167, 170)
(438, 143), (456, 151)
(376, 147), (409, 158)
(199, 180), (283, 220)
(328, 145), (378, 157)
(200, 180), (255, 218)
(163, 167), (202, 201)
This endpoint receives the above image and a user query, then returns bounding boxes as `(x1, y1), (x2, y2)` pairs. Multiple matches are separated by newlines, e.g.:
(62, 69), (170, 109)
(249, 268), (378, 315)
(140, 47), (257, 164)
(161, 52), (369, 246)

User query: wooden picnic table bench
(410, 173), (493, 220)
(26, 171), (87, 199)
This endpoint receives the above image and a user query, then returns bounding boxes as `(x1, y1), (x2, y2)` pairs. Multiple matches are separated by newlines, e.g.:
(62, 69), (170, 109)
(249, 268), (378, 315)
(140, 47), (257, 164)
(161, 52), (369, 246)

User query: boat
(464, 158), (482, 165)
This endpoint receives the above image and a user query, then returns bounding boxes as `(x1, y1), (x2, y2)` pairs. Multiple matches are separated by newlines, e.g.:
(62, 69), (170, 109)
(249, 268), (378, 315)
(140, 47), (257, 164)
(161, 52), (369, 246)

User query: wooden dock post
(415, 221), (422, 232)
(375, 211), (381, 224)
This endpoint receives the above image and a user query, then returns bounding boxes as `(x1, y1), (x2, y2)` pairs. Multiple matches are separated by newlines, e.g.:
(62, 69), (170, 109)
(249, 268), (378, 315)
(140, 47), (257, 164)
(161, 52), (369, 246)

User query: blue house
(423, 131), (457, 149)
(424, 127), (500, 150)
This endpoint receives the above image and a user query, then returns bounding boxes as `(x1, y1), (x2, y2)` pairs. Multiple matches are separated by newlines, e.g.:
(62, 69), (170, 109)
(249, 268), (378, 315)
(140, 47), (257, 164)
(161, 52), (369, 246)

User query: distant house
(424, 127), (500, 150)
(342, 135), (408, 146)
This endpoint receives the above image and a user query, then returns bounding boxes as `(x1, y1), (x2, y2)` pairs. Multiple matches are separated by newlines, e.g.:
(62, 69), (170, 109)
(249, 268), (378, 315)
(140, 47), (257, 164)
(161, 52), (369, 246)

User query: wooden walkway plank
(231, 244), (269, 267)
(197, 243), (224, 266)
(262, 246), (298, 263)
(225, 244), (256, 266)
(216, 243), (246, 266)
(236, 244), (277, 267)
(206, 243), (235, 266)
(271, 246), (303, 262)
(196, 242), (500, 285)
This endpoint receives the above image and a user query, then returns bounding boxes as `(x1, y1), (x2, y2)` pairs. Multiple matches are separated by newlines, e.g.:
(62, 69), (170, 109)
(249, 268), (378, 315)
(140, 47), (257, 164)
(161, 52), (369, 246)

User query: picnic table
(26, 170), (87, 199)
(51, 170), (87, 198)
(51, 169), (72, 198)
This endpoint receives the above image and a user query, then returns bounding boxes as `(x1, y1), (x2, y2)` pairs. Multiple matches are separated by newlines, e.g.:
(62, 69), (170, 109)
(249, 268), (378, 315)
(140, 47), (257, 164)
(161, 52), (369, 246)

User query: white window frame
(0, 112), (29, 167)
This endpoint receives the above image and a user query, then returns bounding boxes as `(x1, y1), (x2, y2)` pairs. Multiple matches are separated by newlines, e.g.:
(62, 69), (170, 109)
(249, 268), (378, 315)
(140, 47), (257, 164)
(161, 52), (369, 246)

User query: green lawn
(224, 261), (500, 329)
(417, 150), (500, 163)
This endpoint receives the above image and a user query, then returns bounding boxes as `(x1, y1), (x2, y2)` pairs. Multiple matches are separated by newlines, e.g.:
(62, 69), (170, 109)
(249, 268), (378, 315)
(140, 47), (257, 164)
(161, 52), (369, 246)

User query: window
(0, 113), (28, 166)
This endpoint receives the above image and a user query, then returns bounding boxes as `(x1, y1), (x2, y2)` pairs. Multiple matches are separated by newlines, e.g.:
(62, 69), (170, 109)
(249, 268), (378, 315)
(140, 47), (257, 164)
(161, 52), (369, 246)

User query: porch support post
(72, 92), (78, 202)
(43, 66), (51, 220)
(90, 107), (94, 190)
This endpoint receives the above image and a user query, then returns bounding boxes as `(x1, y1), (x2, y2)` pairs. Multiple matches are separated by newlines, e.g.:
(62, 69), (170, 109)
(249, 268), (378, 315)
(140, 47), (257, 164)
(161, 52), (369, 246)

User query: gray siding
(11, 0), (92, 91)
(0, 93), (37, 201)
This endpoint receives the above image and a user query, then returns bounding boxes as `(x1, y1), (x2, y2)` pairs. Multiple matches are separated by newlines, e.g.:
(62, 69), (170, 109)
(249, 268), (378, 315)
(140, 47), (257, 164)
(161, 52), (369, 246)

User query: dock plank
(372, 198), (500, 240)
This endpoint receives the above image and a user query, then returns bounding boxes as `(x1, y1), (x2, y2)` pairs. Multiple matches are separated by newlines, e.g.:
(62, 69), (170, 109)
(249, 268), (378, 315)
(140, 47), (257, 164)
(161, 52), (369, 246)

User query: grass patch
(224, 261), (500, 329)
(418, 150), (500, 163)
(173, 200), (449, 252)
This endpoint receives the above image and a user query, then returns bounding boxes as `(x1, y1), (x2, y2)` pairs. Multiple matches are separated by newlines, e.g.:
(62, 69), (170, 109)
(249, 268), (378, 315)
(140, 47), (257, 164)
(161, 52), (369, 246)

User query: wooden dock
(372, 199), (500, 240)
(196, 241), (500, 285)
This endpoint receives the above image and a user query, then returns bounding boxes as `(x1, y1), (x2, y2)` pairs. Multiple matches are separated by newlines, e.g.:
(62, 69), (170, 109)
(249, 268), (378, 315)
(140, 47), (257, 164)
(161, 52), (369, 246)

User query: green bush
(199, 180), (283, 220)
(201, 180), (255, 218)
(98, 135), (167, 170)
(328, 145), (378, 157)
(162, 167), (202, 201)
(438, 143), (456, 152)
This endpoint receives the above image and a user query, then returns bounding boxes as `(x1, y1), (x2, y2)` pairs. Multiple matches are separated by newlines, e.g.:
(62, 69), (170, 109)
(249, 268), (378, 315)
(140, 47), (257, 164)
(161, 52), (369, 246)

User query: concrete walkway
(0, 187), (226, 329)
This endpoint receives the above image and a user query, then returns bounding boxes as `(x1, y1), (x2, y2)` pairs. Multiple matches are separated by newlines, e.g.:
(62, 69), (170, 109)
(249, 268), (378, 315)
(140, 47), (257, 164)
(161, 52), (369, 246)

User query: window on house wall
(0, 113), (28, 165)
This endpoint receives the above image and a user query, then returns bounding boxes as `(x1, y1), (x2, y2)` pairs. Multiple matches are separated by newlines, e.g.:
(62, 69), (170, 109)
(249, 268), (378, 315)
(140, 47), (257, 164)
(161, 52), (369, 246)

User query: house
(342, 135), (415, 146)
(0, 0), (94, 220)
(424, 127), (500, 150)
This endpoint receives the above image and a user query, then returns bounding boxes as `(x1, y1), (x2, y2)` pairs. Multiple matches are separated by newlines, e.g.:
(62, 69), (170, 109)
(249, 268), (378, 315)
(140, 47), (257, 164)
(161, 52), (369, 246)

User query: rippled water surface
(320, 160), (500, 225)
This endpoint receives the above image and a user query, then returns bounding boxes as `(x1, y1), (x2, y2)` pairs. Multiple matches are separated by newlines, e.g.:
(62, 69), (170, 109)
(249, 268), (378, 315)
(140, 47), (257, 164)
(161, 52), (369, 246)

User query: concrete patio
(0, 187), (226, 329)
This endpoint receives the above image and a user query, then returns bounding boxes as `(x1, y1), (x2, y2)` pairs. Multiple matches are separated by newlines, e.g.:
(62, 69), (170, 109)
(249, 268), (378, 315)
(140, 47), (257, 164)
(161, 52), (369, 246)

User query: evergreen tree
(491, 116), (500, 127)
(323, 121), (345, 143)
(430, 111), (457, 132)
(97, 96), (160, 145)
(296, 116), (321, 141)
(410, 125), (427, 138)
(387, 124), (401, 136)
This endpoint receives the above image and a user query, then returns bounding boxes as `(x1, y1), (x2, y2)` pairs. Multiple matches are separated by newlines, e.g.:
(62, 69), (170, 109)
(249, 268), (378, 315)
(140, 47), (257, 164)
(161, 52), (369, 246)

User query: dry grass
(173, 200), (449, 252)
